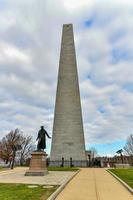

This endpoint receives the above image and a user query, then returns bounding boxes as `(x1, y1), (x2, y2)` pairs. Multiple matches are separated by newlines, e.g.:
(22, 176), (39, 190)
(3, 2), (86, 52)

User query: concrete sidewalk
(0, 167), (75, 185)
(55, 168), (132, 200)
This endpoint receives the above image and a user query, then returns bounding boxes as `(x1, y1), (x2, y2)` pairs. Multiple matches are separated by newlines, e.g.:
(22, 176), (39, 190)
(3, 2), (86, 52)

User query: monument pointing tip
(50, 24), (87, 166)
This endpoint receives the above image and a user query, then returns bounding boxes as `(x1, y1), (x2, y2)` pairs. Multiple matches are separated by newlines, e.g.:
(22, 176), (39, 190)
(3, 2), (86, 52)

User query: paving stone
(28, 185), (38, 188)
(0, 167), (75, 185)
(43, 185), (54, 188)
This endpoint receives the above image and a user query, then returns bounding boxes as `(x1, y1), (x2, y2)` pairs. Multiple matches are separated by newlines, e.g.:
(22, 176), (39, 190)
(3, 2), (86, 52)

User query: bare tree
(0, 129), (21, 164)
(124, 134), (133, 156)
(19, 135), (33, 166)
(89, 147), (98, 158)
(0, 139), (11, 164)
(0, 129), (34, 166)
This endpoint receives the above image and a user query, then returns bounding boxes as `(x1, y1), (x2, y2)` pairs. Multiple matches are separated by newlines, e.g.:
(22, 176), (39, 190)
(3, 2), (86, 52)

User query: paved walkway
(55, 168), (132, 200)
(0, 167), (75, 185)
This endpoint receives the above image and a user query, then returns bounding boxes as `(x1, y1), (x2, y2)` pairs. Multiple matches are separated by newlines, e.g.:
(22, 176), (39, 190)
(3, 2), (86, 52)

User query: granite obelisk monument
(50, 24), (86, 166)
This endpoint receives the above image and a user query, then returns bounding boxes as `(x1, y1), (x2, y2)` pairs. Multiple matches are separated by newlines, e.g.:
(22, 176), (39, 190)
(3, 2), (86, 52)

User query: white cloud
(63, 0), (94, 11)
(0, 0), (133, 154)
(0, 42), (31, 63)
(112, 0), (133, 5)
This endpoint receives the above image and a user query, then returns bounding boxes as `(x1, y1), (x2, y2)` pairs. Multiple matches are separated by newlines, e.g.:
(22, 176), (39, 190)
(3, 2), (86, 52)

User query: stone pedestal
(25, 151), (48, 176)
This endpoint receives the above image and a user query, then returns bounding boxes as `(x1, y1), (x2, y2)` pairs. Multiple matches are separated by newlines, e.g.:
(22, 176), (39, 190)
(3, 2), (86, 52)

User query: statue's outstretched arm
(45, 130), (51, 138)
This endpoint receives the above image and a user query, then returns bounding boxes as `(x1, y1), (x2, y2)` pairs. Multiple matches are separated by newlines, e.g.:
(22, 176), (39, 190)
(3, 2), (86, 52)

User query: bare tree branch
(0, 129), (34, 166)
(124, 134), (133, 156)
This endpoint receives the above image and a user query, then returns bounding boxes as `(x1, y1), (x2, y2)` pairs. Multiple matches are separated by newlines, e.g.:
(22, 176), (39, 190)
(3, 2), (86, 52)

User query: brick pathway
(55, 168), (132, 200)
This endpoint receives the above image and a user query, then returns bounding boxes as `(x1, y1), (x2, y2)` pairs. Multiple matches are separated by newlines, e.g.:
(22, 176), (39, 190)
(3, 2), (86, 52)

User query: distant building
(85, 152), (133, 167)
(96, 155), (133, 167)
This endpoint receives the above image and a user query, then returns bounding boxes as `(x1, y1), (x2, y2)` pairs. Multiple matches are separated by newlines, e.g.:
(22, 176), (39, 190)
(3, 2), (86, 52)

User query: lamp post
(116, 149), (124, 164)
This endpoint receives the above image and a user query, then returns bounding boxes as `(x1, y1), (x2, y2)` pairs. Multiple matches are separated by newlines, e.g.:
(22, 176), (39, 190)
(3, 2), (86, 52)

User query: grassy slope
(109, 168), (133, 189)
(0, 183), (58, 200)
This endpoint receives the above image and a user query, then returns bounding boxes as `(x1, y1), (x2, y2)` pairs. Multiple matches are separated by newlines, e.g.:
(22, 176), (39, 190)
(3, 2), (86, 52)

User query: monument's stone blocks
(50, 24), (87, 166)
(25, 151), (48, 176)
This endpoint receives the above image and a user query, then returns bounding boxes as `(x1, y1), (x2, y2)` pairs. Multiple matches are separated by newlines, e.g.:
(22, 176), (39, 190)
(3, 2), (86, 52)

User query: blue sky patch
(110, 97), (122, 106)
(86, 140), (126, 156)
(98, 106), (105, 114)
(112, 48), (130, 63)
(110, 29), (126, 44)
(87, 75), (91, 79)
(85, 18), (94, 28)
(123, 84), (133, 93)
(0, 0), (7, 10)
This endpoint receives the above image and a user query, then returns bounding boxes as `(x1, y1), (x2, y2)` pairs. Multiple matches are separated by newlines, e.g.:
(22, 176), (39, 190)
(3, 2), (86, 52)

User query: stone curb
(107, 169), (133, 195)
(47, 169), (81, 200)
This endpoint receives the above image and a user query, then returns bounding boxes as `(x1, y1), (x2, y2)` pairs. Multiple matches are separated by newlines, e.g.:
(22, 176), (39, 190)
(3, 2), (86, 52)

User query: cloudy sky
(0, 0), (133, 156)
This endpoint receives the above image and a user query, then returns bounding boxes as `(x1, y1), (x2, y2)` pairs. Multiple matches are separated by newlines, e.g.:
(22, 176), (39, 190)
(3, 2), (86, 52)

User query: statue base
(25, 151), (48, 176)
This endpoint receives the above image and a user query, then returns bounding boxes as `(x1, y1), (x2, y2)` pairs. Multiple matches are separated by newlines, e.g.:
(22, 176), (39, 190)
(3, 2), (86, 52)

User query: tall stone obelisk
(50, 24), (86, 166)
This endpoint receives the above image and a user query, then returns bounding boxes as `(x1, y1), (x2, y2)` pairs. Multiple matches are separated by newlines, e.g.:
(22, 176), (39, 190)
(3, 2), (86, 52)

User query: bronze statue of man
(36, 126), (51, 151)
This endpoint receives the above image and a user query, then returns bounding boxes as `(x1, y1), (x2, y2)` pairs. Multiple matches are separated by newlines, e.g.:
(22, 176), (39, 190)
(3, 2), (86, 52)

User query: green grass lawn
(48, 166), (79, 171)
(0, 167), (8, 171)
(109, 168), (133, 189)
(0, 183), (58, 200)
(0, 167), (3, 171)
(1, 166), (79, 172)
